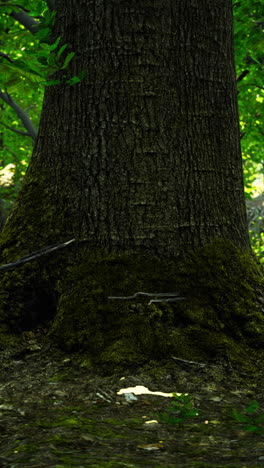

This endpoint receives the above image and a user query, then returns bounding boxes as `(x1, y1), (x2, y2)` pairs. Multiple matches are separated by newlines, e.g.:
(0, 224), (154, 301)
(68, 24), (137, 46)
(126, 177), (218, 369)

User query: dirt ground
(1, 333), (264, 468)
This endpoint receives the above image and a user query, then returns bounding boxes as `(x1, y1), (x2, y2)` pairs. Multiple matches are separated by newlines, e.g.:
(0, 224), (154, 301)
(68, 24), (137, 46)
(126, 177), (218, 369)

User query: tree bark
(0, 0), (263, 371)
(3, 0), (250, 255)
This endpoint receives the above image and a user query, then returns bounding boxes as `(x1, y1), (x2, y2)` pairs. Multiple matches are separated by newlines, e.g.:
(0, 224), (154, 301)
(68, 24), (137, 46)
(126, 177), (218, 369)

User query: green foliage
(0, 0), (83, 211)
(0, 1), (49, 202)
(159, 393), (200, 426)
(0, 3), (75, 89)
(161, 393), (264, 436)
(249, 231), (264, 264)
(232, 400), (264, 434)
(246, 197), (264, 262)
(65, 70), (87, 86)
(233, 0), (264, 197)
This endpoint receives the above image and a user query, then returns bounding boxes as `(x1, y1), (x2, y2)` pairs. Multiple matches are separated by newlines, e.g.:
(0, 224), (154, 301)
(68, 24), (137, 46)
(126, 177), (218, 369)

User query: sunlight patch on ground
(117, 385), (181, 397)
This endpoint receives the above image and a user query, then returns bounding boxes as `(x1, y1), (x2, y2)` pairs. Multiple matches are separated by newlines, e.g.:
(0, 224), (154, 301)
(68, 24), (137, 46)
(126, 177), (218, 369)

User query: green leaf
(44, 79), (61, 86)
(36, 27), (51, 41)
(56, 44), (68, 61)
(66, 70), (86, 86)
(49, 36), (61, 52)
(60, 52), (75, 70)
(66, 76), (81, 85)
(39, 43), (50, 50)
(232, 409), (248, 423)
(246, 400), (259, 414)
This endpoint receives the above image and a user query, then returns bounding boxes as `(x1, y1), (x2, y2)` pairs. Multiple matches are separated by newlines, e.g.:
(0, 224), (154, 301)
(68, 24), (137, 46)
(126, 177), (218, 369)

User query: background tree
(0, 0), (263, 371)
(234, 0), (264, 195)
(0, 0), (78, 206)
(233, 0), (264, 260)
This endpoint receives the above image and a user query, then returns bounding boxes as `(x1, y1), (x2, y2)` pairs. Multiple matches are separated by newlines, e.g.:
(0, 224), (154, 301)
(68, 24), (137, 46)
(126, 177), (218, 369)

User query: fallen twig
(109, 291), (186, 305)
(148, 297), (186, 304)
(0, 238), (77, 272)
(172, 356), (220, 368)
(172, 356), (207, 367)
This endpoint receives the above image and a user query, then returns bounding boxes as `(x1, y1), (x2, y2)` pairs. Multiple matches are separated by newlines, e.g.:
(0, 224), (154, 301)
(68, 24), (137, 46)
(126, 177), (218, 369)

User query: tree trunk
(0, 0), (263, 371)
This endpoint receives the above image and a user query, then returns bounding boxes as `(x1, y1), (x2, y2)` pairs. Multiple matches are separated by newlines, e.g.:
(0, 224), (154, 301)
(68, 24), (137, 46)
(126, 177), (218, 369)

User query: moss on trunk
(40, 239), (263, 372)
(0, 239), (263, 373)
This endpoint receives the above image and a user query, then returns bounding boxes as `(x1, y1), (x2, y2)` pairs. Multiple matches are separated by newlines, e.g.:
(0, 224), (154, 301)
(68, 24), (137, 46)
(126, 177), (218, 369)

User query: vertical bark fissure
(2, 0), (249, 258)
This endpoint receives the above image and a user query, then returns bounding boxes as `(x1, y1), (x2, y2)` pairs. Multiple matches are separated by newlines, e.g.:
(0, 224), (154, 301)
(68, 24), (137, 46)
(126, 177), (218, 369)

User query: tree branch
(0, 0), (39, 34)
(10, 9), (39, 34)
(238, 83), (264, 91)
(0, 51), (14, 63)
(247, 83), (264, 91)
(0, 239), (76, 272)
(0, 121), (31, 137)
(236, 70), (249, 82)
(172, 356), (207, 367)
(109, 291), (186, 305)
(0, 91), (38, 141)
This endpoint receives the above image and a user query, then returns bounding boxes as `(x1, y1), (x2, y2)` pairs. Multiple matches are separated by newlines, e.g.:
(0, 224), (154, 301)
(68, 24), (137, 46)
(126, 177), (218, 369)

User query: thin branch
(238, 82), (264, 91)
(172, 356), (220, 368)
(0, 91), (37, 141)
(236, 70), (249, 82)
(109, 291), (186, 305)
(109, 291), (181, 300)
(0, 0), (39, 34)
(10, 9), (39, 34)
(0, 238), (76, 272)
(0, 121), (30, 137)
(148, 297), (186, 304)
(0, 51), (14, 63)
(246, 83), (264, 91)
(172, 356), (207, 367)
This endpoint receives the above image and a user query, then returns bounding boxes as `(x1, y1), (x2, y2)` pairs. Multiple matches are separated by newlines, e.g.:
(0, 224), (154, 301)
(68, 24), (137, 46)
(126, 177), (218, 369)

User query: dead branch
(109, 291), (186, 305)
(172, 356), (207, 367)
(0, 238), (77, 272)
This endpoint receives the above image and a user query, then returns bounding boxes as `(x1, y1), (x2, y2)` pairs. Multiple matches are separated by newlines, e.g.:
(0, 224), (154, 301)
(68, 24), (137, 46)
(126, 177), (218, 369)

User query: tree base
(47, 240), (264, 373)
(0, 239), (263, 373)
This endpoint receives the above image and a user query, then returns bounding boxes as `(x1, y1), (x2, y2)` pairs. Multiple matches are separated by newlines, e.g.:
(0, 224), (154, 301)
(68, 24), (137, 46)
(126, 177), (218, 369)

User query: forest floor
(1, 333), (264, 468)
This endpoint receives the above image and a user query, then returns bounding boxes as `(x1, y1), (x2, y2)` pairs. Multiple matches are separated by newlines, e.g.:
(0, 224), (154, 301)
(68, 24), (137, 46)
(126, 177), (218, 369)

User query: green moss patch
(48, 239), (264, 373)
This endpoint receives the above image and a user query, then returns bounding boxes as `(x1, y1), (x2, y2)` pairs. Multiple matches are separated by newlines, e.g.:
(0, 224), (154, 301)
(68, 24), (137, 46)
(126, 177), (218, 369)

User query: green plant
(232, 400), (264, 433)
(159, 393), (200, 426)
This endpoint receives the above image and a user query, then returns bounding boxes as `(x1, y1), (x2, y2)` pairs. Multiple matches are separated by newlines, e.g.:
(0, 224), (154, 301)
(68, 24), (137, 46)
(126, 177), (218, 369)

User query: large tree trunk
(0, 0), (263, 371)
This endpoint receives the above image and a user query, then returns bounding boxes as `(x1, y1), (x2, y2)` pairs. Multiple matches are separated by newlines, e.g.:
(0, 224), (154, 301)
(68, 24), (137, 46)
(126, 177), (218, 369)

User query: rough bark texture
(0, 0), (262, 370)
(2, 0), (249, 256)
